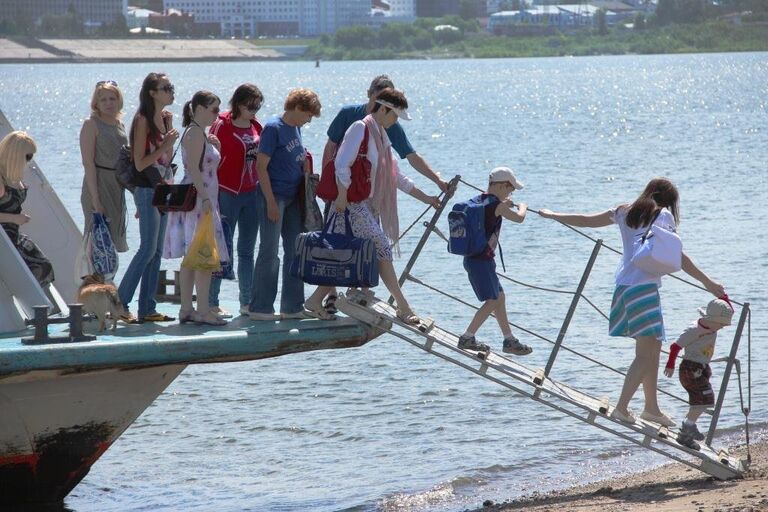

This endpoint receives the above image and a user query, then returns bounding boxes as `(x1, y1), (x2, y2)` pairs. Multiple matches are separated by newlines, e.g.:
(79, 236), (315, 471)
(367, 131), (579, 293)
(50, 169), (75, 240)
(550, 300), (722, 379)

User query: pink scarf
(363, 115), (400, 256)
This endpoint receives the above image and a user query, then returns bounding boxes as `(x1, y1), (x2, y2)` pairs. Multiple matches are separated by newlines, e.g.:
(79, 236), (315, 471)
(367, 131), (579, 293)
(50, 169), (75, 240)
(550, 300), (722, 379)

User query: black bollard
(32, 305), (49, 343)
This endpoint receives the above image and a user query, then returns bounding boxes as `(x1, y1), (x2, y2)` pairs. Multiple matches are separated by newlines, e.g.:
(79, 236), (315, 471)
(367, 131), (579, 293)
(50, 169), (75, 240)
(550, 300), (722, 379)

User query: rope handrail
(455, 178), (746, 307)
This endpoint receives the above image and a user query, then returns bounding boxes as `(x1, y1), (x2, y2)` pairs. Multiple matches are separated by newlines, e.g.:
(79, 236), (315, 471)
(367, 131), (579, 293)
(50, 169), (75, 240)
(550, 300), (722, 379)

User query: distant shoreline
(2, 23), (768, 64)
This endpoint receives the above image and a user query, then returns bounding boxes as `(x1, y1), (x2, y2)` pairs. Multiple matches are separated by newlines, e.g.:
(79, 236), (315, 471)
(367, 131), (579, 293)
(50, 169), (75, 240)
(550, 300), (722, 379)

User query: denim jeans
(249, 187), (304, 314)
(209, 189), (259, 307)
(118, 187), (168, 318)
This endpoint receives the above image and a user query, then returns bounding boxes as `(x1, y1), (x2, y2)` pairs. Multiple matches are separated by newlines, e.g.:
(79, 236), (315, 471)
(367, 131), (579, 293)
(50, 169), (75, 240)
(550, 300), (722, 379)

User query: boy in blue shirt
(458, 167), (533, 356)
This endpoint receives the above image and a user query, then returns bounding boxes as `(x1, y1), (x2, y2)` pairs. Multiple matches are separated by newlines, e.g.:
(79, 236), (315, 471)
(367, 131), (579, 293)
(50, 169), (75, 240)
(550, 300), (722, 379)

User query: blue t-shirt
(258, 116), (305, 199)
(326, 104), (415, 159)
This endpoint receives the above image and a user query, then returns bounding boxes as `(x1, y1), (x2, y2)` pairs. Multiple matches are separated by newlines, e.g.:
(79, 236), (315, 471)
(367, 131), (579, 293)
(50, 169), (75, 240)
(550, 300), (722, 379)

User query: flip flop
(142, 312), (176, 322)
(119, 312), (141, 324)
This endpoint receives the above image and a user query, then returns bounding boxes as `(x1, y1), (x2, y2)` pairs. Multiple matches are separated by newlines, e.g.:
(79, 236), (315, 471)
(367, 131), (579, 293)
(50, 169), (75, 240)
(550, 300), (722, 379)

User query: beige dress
(80, 116), (129, 252)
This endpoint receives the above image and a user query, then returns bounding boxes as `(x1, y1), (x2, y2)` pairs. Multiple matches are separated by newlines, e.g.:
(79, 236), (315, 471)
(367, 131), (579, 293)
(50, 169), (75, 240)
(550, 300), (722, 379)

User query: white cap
(489, 166), (524, 190)
(698, 299), (734, 326)
(375, 99), (412, 121)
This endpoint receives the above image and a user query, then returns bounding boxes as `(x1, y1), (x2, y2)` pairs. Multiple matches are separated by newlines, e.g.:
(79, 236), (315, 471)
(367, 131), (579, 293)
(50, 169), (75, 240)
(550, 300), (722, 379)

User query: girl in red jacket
(208, 83), (264, 317)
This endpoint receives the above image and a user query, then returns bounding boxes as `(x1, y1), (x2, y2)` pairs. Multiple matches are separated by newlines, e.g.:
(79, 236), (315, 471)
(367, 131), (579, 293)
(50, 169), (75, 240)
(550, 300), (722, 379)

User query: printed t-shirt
(258, 116), (305, 199)
(677, 321), (718, 365)
(326, 104), (415, 159)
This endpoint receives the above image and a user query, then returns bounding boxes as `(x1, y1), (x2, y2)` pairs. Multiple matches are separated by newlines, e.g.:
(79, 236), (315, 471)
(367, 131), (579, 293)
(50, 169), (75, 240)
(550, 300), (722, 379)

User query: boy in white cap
(457, 167), (532, 355)
(664, 298), (734, 450)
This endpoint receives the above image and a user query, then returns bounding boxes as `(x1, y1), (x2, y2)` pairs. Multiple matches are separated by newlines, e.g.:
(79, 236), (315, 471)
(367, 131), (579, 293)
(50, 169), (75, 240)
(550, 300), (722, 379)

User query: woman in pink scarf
(304, 89), (439, 322)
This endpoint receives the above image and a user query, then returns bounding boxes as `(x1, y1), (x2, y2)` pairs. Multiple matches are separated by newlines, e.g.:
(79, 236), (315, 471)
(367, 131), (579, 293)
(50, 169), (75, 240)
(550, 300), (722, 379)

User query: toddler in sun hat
(664, 298), (734, 450)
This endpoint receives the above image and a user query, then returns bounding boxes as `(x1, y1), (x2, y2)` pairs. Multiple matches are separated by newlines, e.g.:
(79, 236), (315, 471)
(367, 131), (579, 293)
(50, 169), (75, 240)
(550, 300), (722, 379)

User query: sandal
(196, 312), (227, 326)
(179, 309), (198, 324)
(396, 308), (420, 325)
(210, 306), (233, 319)
(323, 294), (338, 315)
(142, 312), (176, 322)
(303, 306), (336, 321)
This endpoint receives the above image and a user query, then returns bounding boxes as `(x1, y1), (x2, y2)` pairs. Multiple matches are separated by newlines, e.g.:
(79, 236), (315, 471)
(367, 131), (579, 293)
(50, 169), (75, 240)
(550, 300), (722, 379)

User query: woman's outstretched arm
(538, 208), (614, 228)
(682, 252), (725, 297)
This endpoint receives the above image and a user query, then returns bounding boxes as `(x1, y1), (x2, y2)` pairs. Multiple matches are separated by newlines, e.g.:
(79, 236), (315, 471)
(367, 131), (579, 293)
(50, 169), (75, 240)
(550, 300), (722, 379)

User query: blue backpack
(447, 195), (498, 256)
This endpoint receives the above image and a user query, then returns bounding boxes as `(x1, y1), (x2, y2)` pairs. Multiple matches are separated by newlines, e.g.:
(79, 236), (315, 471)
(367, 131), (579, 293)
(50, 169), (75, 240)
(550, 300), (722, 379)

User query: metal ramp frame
(337, 289), (745, 480)
(337, 174), (752, 481)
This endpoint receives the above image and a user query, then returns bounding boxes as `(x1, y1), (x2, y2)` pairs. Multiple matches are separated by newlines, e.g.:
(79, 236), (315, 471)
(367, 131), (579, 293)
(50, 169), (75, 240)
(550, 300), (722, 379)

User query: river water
(1, 53), (766, 511)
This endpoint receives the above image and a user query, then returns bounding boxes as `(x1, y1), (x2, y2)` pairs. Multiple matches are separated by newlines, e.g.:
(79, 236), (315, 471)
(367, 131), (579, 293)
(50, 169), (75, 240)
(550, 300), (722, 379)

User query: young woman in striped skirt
(538, 178), (724, 427)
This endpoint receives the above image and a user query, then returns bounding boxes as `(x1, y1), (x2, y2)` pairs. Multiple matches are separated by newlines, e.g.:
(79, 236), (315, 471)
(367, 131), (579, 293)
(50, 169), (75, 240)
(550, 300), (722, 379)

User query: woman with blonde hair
(539, 178), (724, 427)
(0, 131), (54, 286)
(79, 80), (129, 252)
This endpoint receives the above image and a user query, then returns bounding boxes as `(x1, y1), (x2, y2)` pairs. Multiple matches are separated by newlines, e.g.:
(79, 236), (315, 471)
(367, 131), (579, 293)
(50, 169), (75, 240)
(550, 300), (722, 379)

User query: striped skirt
(609, 283), (665, 341)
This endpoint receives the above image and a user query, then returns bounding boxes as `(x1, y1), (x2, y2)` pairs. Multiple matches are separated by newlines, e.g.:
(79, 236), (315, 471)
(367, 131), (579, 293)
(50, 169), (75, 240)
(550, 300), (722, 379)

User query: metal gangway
(337, 175), (753, 481)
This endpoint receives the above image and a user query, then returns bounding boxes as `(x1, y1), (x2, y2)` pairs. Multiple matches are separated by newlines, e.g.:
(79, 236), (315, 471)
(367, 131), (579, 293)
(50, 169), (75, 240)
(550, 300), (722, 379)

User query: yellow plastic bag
(181, 211), (221, 272)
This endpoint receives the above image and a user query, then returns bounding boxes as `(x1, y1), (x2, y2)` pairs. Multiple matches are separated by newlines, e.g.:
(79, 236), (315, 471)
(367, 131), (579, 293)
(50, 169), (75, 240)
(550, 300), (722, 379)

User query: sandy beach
(477, 434), (768, 511)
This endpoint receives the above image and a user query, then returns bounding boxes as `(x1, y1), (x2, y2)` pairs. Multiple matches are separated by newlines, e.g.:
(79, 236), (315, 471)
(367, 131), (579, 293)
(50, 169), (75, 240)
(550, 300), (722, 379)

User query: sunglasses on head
(96, 80), (118, 87)
(157, 84), (175, 93)
(25, 153), (33, 162)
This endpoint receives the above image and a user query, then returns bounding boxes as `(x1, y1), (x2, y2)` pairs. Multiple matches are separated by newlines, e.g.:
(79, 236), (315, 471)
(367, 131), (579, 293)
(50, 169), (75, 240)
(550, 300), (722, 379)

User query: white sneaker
(239, 305), (250, 316)
(248, 311), (280, 321)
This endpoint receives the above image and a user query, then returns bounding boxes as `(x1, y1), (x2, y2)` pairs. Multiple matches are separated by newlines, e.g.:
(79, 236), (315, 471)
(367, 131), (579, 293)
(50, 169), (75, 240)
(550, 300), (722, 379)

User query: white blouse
(334, 120), (414, 201)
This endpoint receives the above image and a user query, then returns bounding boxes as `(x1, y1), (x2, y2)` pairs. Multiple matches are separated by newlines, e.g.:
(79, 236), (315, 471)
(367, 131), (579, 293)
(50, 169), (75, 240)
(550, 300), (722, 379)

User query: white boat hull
(0, 365), (185, 503)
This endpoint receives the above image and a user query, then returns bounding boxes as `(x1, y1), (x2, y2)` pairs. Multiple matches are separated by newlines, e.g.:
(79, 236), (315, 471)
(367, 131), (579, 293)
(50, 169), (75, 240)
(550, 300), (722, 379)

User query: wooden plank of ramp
(336, 289), (745, 481)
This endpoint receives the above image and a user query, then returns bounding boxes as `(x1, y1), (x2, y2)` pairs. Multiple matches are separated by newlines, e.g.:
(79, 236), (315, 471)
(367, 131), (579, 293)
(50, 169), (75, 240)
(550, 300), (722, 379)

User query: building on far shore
(487, 2), (636, 33)
(161, 0), (369, 37)
(0, 0), (127, 27)
(415, 0), (484, 17)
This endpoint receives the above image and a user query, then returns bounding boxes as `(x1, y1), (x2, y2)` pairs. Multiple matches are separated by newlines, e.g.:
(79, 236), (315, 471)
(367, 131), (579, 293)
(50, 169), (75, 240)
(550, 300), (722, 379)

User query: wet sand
(477, 437), (768, 511)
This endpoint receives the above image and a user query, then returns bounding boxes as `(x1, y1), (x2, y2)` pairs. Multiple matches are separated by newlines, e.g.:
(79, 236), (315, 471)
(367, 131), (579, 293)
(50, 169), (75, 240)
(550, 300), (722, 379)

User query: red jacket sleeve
(665, 343), (682, 369)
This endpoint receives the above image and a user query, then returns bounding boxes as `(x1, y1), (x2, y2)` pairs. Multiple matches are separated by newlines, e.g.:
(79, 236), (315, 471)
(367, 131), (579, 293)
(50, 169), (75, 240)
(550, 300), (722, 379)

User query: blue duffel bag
(290, 211), (379, 287)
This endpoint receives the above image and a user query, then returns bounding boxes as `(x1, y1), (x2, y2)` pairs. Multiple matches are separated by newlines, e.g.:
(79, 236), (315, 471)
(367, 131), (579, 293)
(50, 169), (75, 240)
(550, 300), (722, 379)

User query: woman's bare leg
(615, 335), (660, 414)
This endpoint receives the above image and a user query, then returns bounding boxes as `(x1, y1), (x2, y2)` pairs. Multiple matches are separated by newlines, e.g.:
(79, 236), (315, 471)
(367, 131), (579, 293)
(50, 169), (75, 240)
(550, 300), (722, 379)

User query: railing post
(543, 239), (603, 379)
(390, 175), (461, 304)
(705, 302), (749, 447)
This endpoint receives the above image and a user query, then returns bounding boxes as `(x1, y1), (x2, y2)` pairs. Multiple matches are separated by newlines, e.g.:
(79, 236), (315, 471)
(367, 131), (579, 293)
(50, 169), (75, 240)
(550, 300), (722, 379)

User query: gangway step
(337, 290), (746, 481)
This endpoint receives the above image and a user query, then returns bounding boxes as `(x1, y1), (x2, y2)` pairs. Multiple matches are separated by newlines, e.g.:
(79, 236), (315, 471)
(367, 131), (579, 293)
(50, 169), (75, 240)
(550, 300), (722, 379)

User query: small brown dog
(78, 273), (123, 331)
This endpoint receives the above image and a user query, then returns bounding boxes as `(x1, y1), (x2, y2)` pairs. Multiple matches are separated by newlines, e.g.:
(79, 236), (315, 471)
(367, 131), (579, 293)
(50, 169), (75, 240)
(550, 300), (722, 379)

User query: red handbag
(316, 125), (371, 202)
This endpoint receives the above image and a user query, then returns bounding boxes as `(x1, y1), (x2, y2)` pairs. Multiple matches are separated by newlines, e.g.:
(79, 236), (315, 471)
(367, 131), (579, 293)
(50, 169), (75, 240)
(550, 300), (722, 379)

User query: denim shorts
(463, 257), (502, 302)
